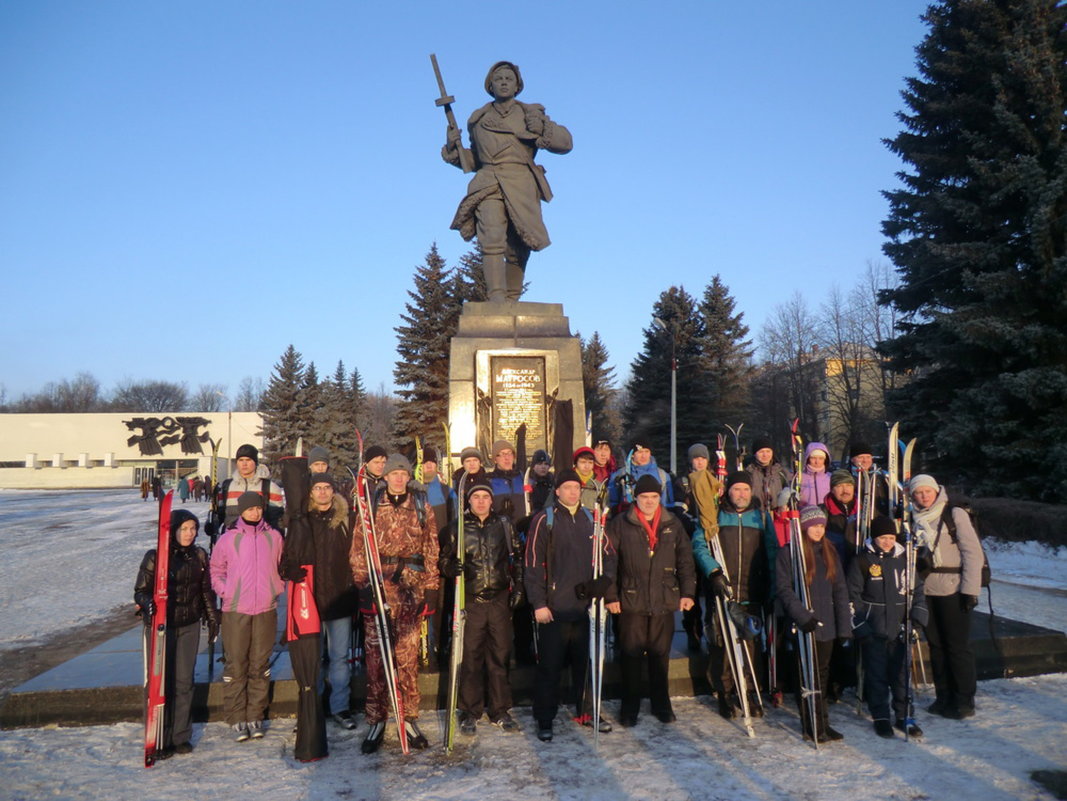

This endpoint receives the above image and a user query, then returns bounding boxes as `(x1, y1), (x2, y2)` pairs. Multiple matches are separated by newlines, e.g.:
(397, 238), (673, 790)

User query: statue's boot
(505, 261), (524, 302)
(483, 255), (508, 303)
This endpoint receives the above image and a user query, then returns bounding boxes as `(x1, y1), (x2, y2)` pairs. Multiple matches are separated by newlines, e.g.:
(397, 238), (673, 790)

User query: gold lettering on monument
(491, 357), (546, 452)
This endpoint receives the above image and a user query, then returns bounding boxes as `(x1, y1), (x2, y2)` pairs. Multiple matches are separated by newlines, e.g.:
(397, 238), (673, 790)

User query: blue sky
(0, 1), (931, 404)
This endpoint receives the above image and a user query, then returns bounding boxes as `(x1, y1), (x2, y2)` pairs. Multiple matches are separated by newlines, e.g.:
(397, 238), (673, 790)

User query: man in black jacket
(524, 469), (617, 742)
(439, 480), (525, 733)
(606, 474), (696, 726)
(280, 473), (358, 730)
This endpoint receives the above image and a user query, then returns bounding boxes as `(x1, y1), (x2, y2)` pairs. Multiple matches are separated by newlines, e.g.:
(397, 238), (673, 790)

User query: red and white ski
(144, 490), (174, 767)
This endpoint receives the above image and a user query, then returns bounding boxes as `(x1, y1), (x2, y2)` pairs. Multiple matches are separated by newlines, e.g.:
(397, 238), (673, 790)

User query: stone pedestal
(448, 301), (586, 466)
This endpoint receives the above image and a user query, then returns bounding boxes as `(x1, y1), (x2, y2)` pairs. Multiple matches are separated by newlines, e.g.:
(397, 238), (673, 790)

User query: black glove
(440, 557), (462, 579)
(204, 520), (217, 539)
(708, 570), (732, 600)
(960, 593), (979, 612)
(358, 585), (376, 616)
(799, 616), (820, 634)
(575, 575), (612, 600)
(207, 617), (219, 644)
(838, 636), (853, 648)
(140, 599), (156, 619)
(284, 564), (307, 583)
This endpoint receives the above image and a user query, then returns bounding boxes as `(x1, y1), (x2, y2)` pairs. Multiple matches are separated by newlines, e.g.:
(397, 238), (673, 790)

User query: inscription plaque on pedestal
(491, 356), (546, 453)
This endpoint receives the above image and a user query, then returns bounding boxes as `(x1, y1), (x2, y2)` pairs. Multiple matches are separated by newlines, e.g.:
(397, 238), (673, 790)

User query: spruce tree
(698, 275), (754, 428)
(880, 0), (1067, 501)
(259, 344), (306, 467)
(349, 367), (369, 454)
(579, 331), (620, 446)
(623, 286), (713, 471)
(393, 244), (455, 451)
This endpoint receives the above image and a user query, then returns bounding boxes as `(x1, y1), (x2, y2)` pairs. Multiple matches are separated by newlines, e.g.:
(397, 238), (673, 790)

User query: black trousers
(533, 615), (590, 725)
(925, 593), (976, 708)
(459, 595), (513, 719)
(618, 612), (674, 717)
(860, 635), (909, 722)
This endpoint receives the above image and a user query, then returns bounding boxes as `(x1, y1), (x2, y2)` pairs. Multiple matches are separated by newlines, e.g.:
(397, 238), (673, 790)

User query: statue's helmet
(484, 61), (523, 96)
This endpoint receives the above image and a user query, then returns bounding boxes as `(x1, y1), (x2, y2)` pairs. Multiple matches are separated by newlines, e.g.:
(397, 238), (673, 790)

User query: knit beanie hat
(237, 491), (264, 514)
(688, 443), (710, 462)
(725, 470), (751, 491)
(800, 505), (827, 531)
(908, 474), (939, 495)
(308, 446), (330, 466)
(532, 449), (551, 466)
(363, 445), (387, 463)
(235, 443), (259, 464)
(465, 480), (494, 502)
(849, 441), (874, 458)
(492, 439), (514, 457)
(310, 473), (336, 490)
(830, 469), (855, 488)
(383, 453), (411, 476)
(555, 468), (581, 488)
(870, 515), (897, 539)
(421, 447), (438, 464)
(751, 436), (773, 454)
(572, 446), (595, 464)
(634, 474), (662, 496)
(459, 446), (483, 463)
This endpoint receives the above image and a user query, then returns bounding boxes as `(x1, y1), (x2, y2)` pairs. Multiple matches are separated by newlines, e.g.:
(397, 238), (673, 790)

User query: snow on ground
(0, 489), (211, 650)
(1, 675), (1065, 801)
(0, 490), (1065, 800)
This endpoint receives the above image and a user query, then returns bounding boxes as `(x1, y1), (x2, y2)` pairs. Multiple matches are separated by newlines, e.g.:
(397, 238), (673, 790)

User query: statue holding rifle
(434, 58), (573, 303)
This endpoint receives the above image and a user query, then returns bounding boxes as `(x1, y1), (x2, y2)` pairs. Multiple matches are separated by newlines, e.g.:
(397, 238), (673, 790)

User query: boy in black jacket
(848, 516), (928, 738)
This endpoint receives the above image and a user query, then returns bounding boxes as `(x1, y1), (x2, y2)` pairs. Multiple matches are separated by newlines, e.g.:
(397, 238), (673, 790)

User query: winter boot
(896, 717), (923, 737)
(404, 719), (429, 750)
(873, 718), (895, 738)
(361, 721), (386, 754)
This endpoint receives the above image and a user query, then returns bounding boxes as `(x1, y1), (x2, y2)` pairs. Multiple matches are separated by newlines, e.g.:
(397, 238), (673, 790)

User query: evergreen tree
(623, 286), (713, 472)
(393, 244), (455, 452)
(698, 275), (754, 427)
(259, 344), (306, 466)
(308, 360), (358, 473)
(579, 331), (620, 446)
(452, 248), (487, 304)
(880, 0), (1067, 501)
(349, 367), (370, 454)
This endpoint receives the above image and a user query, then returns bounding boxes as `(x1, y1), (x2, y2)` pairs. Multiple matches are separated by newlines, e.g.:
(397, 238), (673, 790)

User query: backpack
(938, 505), (991, 588)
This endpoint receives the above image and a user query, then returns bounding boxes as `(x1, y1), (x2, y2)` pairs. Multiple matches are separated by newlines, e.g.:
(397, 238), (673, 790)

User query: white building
(0, 412), (263, 489)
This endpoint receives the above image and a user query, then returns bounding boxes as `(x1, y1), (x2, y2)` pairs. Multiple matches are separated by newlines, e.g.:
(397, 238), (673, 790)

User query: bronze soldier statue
(442, 61), (572, 303)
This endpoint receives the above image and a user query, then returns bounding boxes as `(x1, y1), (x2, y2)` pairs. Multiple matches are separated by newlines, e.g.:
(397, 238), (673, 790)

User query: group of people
(134, 433), (984, 758)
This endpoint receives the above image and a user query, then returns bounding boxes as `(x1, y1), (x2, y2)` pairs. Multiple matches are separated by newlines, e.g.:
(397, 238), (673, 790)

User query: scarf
(911, 485), (948, 567)
(638, 505), (662, 553)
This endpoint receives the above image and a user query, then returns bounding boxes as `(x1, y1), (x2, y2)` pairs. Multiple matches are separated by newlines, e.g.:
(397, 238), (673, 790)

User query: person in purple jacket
(798, 442), (832, 507)
(210, 491), (284, 742)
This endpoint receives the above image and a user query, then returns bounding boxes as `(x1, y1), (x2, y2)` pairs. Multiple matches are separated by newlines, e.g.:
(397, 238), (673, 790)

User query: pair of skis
(144, 491), (175, 767)
(444, 470), (468, 752)
(353, 429), (409, 754)
(589, 490), (609, 747)
(789, 419), (822, 749)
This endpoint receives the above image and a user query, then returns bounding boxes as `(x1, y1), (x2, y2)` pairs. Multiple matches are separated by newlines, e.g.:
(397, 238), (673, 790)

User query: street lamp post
(653, 317), (678, 475)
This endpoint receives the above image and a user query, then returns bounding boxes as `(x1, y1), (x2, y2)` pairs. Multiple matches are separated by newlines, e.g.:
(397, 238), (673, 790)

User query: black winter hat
(751, 436), (773, 454)
(725, 470), (752, 491)
(422, 447), (438, 464)
(634, 474), (662, 496)
(555, 468), (582, 488)
(532, 449), (551, 466)
(849, 441), (874, 458)
(363, 445), (387, 463)
(169, 508), (200, 538)
(235, 443), (259, 464)
(465, 480), (494, 502)
(870, 516), (897, 539)
(310, 473), (336, 490)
